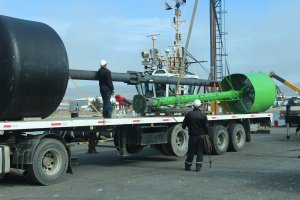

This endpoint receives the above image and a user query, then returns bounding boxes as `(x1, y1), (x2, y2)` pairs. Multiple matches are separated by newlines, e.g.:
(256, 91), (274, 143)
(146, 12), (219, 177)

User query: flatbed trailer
(0, 113), (272, 185)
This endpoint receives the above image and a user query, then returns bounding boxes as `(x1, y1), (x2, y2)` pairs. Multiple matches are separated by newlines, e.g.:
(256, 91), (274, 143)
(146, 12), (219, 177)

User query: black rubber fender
(0, 15), (69, 120)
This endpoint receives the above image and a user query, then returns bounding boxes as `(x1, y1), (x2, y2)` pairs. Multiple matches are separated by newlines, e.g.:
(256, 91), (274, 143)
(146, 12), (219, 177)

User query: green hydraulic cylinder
(151, 90), (241, 107)
(133, 90), (242, 114)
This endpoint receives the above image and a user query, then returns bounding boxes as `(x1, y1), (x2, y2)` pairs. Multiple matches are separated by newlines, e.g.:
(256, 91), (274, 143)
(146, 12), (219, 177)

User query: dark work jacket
(182, 108), (209, 136)
(97, 67), (114, 91)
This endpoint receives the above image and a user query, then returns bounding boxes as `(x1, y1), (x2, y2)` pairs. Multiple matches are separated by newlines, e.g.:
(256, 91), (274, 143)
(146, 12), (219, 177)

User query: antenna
(147, 34), (160, 49)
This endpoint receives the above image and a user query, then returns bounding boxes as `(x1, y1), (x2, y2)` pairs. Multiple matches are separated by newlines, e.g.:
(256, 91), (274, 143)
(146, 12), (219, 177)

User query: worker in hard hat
(97, 59), (114, 118)
(182, 99), (209, 172)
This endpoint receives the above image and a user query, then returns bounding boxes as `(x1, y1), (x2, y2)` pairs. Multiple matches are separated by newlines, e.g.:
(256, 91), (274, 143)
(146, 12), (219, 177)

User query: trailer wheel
(152, 144), (171, 156)
(126, 145), (144, 154)
(246, 129), (251, 142)
(26, 138), (68, 185)
(210, 125), (229, 155)
(161, 143), (175, 156)
(228, 124), (246, 152)
(163, 124), (188, 157)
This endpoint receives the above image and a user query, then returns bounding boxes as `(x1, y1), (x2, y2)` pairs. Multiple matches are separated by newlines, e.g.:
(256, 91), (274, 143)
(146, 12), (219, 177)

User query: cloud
(59, 16), (173, 74)
(1, 0), (299, 85)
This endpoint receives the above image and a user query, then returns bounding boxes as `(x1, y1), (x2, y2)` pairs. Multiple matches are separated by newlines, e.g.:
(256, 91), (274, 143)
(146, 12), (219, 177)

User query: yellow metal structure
(269, 71), (300, 95)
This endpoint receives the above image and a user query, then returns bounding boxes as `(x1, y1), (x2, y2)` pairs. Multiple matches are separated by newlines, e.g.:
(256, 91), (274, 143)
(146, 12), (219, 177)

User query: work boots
(196, 161), (203, 172)
(196, 165), (202, 172)
(185, 162), (192, 171)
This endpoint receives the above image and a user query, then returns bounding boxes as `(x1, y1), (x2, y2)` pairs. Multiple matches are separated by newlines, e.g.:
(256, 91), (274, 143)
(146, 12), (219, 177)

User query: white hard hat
(100, 59), (107, 67)
(193, 99), (201, 108)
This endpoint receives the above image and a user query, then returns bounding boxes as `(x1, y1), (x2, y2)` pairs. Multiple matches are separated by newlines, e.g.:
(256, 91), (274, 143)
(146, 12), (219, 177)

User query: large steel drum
(221, 72), (276, 113)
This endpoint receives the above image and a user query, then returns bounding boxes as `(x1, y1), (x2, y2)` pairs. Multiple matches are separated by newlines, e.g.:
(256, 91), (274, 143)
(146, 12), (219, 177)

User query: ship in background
(134, 0), (228, 114)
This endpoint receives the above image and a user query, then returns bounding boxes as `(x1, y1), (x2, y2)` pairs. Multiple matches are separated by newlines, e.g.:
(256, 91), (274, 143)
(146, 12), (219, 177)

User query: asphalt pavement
(0, 127), (300, 200)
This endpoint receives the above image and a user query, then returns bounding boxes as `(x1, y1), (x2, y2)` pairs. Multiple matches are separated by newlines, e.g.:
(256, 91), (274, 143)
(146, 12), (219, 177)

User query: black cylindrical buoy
(0, 15), (69, 120)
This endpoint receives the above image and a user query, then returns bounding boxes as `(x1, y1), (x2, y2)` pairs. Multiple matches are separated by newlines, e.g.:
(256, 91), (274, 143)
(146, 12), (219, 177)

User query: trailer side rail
(0, 113), (272, 132)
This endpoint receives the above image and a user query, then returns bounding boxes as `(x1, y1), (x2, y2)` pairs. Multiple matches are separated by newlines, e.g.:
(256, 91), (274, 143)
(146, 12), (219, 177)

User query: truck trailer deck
(0, 113), (272, 132)
(0, 113), (272, 185)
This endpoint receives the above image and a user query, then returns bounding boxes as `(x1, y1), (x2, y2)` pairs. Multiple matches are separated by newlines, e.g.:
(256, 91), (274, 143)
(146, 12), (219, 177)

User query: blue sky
(1, 0), (299, 88)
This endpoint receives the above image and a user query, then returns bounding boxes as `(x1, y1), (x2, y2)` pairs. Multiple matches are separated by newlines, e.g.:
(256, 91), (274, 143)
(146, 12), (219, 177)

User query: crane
(269, 71), (300, 95)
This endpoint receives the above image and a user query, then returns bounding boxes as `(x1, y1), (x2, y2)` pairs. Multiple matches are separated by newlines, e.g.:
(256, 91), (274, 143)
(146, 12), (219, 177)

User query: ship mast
(167, 0), (185, 76)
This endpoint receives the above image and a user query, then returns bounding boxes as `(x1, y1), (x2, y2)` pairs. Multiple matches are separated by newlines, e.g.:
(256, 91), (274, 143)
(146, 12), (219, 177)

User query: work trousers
(185, 135), (204, 167)
(100, 86), (113, 117)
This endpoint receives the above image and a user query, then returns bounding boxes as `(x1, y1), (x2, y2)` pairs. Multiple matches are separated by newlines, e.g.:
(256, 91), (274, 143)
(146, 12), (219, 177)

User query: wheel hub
(42, 150), (60, 175)
(235, 131), (242, 143)
(176, 131), (185, 147)
(42, 154), (52, 167)
(217, 133), (225, 147)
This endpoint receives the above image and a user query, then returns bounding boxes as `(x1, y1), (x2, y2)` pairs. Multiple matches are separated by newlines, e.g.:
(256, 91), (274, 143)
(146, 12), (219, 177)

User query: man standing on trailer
(182, 99), (209, 172)
(98, 59), (114, 118)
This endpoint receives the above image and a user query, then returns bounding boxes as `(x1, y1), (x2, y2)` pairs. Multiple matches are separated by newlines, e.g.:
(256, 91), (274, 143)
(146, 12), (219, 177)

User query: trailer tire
(126, 145), (144, 154)
(210, 125), (229, 155)
(228, 124), (246, 152)
(163, 124), (188, 157)
(26, 138), (68, 185)
(161, 143), (175, 156)
(153, 144), (171, 156)
(246, 130), (251, 142)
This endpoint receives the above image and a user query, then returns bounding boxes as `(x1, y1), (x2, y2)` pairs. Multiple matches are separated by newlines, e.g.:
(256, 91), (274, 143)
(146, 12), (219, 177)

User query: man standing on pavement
(296, 121), (300, 158)
(98, 59), (114, 118)
(182, 99), (209, 172)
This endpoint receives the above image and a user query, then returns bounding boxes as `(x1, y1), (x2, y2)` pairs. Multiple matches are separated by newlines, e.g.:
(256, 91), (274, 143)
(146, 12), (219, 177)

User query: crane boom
(269, 71), (300, 95)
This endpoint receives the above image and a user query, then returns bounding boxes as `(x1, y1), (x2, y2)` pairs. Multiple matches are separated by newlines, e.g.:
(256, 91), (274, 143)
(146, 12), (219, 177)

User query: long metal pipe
(132, 90), (241, 114)
(69, 69), (216, 86)
(269, 71), (300, 95)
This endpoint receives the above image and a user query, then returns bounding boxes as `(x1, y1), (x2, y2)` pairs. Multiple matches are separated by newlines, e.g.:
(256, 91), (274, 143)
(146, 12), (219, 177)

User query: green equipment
(133, 72), (276, 114)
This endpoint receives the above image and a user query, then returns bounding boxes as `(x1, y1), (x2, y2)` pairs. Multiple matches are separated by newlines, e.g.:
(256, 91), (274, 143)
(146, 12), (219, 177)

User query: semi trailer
(0, 15), (274, 185)
(0, 112), (272, 185)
